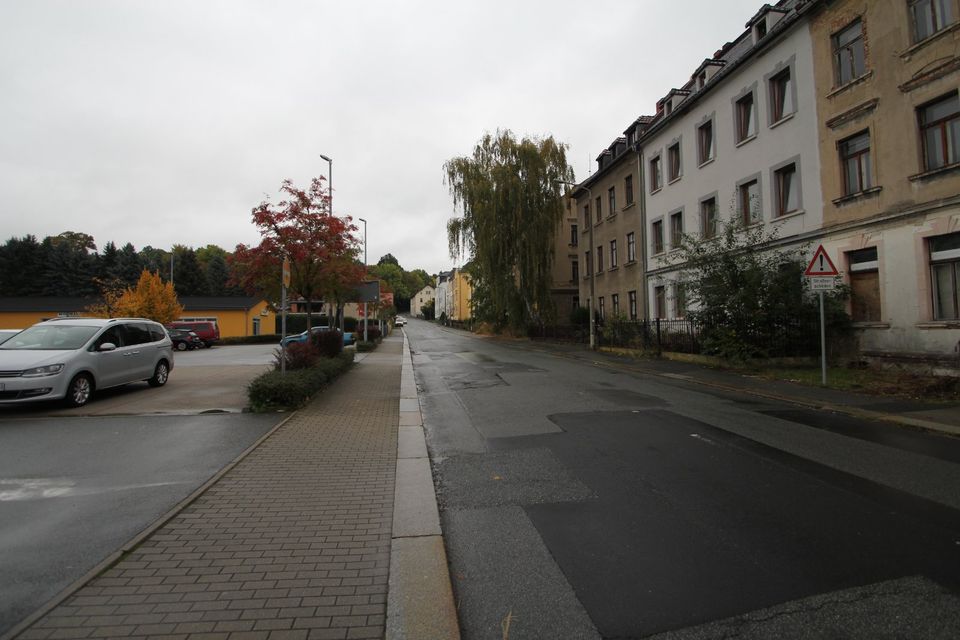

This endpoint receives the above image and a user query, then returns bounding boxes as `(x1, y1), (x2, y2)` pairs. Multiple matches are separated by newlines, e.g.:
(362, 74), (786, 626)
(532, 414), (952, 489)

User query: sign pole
(819, 290), (826, 386)
(281, 257), (290, 375)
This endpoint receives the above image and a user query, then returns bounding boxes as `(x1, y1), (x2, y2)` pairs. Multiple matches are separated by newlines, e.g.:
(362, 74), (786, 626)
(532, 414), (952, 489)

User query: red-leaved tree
(229, 177), (365, 329)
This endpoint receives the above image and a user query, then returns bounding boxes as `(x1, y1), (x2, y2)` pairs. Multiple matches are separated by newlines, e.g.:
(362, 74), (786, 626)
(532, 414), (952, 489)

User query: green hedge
(356, 340), (377, 353)
(247, 351), (354, 412)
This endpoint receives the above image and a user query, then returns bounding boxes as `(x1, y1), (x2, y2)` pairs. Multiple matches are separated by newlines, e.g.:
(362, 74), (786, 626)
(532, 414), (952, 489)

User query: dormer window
(755, 20), (767, 41)
(665, 100), (673, 115)
(697, 71), (707, 89)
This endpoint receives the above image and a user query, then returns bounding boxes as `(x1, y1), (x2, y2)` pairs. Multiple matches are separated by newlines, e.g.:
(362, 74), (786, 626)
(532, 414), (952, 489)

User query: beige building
(411, 284), (436, 318)
(810, 0), (960, 360)
(549, 196), (581, 322)
(569, 126), (648, 323)
(449, 268), (473, 322)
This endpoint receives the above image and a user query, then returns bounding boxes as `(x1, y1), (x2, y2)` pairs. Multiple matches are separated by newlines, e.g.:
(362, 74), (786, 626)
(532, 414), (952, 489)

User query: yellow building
(449, 268), (473, 322)
(0, 297), (275, 338)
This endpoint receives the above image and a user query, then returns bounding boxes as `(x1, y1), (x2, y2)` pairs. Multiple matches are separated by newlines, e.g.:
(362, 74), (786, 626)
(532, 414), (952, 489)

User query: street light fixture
(320, 154), (335, 327)
(358, 217), (368, 343)
(556, 179), (596, 350)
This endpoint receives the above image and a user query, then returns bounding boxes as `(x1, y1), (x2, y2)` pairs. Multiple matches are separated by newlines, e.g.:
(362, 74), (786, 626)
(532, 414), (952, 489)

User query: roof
(0, 296), (266, 313)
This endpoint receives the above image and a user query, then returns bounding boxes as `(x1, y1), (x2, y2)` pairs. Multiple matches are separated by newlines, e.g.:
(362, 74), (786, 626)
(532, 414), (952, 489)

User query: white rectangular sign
(808, 276), (836, 290)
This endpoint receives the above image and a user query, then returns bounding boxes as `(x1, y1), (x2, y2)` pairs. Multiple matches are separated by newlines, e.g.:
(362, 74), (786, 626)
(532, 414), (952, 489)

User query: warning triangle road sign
(805, 244), (839, 276)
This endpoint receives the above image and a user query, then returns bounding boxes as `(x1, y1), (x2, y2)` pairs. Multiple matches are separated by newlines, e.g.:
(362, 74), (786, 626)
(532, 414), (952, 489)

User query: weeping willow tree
(445, 130), (573, 331)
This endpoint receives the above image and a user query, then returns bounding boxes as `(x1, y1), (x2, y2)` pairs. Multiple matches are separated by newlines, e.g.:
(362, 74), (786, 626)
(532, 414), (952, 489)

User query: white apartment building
(641, 1), (822, 318)
(411, 284), (435, 318)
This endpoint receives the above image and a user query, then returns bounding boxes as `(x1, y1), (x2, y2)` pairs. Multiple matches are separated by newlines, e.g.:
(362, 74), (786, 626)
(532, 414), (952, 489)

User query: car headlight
(22, 364), (65, 377)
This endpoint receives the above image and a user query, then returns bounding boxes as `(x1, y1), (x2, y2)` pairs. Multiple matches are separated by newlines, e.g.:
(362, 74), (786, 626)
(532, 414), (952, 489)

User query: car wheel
(65, 373), (93, 407)
(176, 342), (188, 351)
(148, 361), (170, 387)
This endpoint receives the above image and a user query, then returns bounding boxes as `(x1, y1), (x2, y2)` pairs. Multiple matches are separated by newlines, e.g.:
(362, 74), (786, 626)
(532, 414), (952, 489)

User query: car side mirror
(98, 342), (117, 352)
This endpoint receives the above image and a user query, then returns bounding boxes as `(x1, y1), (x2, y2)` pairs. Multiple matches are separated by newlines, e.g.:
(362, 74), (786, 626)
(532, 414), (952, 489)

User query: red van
(166, 321), (219, 348)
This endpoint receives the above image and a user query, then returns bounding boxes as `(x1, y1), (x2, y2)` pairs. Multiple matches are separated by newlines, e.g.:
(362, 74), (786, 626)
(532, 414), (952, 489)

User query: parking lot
(0, 343), (286, 635)
(0, 343), (278, 417)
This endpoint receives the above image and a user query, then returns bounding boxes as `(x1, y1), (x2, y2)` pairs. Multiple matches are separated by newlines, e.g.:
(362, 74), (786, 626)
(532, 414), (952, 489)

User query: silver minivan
(0, 318), (174, 407)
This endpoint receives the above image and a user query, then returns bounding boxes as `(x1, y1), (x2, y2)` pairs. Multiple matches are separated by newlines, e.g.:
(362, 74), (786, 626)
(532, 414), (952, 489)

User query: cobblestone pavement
(13, 339), (402, 640)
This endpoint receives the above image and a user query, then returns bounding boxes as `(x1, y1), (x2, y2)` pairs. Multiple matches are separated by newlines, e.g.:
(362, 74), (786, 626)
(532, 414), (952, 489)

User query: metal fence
(530, 316), (825, 358)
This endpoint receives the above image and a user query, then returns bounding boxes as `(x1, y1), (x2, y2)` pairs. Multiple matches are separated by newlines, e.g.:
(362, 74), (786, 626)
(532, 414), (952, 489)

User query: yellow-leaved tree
(87, 270), (183, 323)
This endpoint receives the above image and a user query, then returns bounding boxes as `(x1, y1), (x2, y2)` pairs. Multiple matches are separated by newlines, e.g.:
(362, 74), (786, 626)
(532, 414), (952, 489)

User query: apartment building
(550, 195), (583, 321)
(810, 0), (960, 360)
(642, 1), (823, 319)
(569, 125), (647, 323)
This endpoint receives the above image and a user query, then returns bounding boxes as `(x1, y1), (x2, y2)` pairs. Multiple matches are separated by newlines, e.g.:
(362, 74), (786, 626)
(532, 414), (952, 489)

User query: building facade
(411, 284), (436, 318)
(810, 0), (960, 359)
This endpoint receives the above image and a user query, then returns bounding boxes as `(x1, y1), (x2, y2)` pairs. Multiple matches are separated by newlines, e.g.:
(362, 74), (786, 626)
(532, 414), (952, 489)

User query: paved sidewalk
(9, 339), (405, 640)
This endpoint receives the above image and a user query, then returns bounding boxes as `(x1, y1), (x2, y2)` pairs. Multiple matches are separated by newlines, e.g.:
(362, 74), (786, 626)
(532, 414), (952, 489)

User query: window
(700, 197), (718, 238)
(571, 223), (579, 247)
(610, 239), (618, 268)
(931, 233), (960, 319)
(919, 92), (960, 171)
(697, 120), (714, 165)
(599, 296), (605, 321)
(833, 19), (865, 86)
(650, 156), (663, 192)
(840, 131), (873, 194)
(596, 246), (603, 273)
(627, 232), (636, 262)
(670, 211), (683, 249)
(668, 142), (682, 181)
(674, 284), (687, 319)
(735, 93), (756, 142)
(625, 175), (634, 205)
(573, 295), (579, 312)
(612, 293), (620, 316)
(608, 187), (616, 215)
(652, 220), (664, 254)
(596, 197), (602, 223)
(654, 286), (666, 319)
(910, 0), (954, 42)
(770, 68), (794, 122)
(628, 290), (638, 320)
(739, 179), (761, 224)
(572, 260), (579, 282)
(585, 250), (591, 277)
(848, 247), (880, 322)
(583, 204), (590, 226)
(774, 163), (799, 217)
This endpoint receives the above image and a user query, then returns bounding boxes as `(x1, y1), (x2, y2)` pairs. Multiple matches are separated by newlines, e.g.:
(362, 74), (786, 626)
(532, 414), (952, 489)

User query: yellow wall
(179, 301), (276, 338)
(0, 301), (276, 338)
(451, 270), (473, 321)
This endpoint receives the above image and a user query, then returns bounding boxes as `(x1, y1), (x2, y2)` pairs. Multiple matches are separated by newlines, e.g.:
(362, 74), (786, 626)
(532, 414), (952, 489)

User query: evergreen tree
(204, 253), (232, 296)
(0, 235), (45, 296)
(116, 243), (144, 286)
(41, 235), (98, 296)
(171, 245), (205, 296)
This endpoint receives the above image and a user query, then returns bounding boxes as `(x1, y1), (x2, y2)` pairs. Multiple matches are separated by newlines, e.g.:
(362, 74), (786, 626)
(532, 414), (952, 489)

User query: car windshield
(0, 324), (101, 350)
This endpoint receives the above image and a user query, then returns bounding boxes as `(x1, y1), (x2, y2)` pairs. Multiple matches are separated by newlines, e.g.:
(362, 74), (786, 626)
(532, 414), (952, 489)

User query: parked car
(166, 321), (219, 348)
(167, 328), (204, 351)
(0, 329), (21, 345)
(280, 326), (355, 347)
(0, 318), (174, 407)
(395, 316), (406, 327)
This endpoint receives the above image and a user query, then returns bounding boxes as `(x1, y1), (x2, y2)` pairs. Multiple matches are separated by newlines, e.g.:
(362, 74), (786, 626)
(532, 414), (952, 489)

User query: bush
(570, 306), (590, 327)
(356, 340), (377, 352)
(248, 351), (354, 412)
(275, 341), (321, 370)
(343, 317), (358, 331)
(311, 329), (343, 358)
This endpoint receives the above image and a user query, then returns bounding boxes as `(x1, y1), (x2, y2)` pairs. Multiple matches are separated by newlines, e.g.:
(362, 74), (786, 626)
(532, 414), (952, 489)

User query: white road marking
(689, 433), (716, 445)
(0, 478), (187, 501)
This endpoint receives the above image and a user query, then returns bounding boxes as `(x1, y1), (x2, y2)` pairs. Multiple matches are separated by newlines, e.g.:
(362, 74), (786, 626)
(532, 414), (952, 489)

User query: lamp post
(358, 217), (368, 343)
(320, 154), (334, 325)
(556, 180), (595, 350)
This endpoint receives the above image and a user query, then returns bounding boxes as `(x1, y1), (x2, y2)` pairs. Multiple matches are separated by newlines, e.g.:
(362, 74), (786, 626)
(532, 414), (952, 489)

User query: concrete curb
(387, 332), (461, 640)
(0, 410), (297, 640)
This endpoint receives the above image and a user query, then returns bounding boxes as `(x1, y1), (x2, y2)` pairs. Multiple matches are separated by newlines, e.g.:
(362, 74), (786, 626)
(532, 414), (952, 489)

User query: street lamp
(556, 179), (595, 350)
(358, 217), (368, 343)
(320, 154), (334, 326)
(320, 154), (333, 216)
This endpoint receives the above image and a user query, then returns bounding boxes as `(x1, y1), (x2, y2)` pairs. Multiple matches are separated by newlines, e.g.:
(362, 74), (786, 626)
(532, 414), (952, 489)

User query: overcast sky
(1, 0), (763, 275)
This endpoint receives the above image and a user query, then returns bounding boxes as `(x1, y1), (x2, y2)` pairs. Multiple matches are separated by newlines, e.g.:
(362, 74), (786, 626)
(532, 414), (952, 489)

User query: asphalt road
(0, 345), (282, 636)
(403, 318), (960, 639)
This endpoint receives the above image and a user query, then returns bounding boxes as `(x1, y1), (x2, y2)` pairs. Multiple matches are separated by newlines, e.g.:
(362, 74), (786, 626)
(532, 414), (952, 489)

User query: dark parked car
(280, 326), (354, 347)
(166, 321), (219, 348)
(167, 328), (203, 351)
